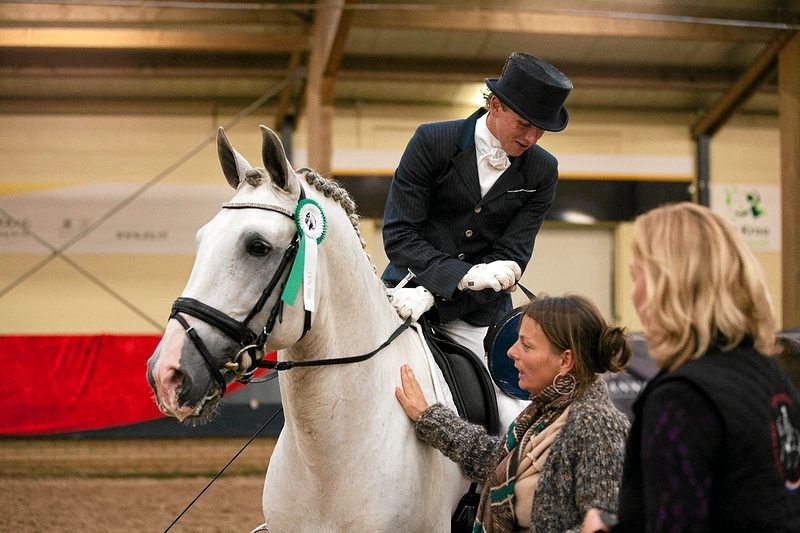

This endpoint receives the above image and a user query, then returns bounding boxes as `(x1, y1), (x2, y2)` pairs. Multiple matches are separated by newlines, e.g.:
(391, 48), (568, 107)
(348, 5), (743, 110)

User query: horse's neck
(278, 219), (405, 443)
(303, 226), (398, 350)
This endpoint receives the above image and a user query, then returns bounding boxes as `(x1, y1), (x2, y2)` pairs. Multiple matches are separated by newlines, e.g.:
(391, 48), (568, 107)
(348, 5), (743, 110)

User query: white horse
(147, 125), (469, 531)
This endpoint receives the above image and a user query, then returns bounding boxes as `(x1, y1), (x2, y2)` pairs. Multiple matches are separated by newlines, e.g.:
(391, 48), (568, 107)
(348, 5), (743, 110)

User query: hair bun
(597, 326), (633, 373)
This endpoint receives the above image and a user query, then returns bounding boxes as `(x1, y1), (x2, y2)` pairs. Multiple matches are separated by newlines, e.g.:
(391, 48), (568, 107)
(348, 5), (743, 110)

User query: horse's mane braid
(299, 168), (366, 250)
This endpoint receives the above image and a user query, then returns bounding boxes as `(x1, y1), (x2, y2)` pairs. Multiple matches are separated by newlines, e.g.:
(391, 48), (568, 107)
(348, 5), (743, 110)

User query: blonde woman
(397, 294), (631, 532)
(584, 202), (800, 532)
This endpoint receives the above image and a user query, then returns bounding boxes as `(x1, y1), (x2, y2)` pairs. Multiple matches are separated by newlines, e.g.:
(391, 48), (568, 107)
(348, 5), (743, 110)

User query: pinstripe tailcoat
(381, 108), (559, 326)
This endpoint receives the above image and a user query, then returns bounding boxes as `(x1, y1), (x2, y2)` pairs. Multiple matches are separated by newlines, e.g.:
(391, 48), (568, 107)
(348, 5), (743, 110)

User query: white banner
(0, 183), (232, 254)
(710, 183), (781, 252)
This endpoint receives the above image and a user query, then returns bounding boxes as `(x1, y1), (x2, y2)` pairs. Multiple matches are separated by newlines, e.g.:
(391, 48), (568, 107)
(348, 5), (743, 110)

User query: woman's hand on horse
(580, 507), (613, 533)
(395, 364), (429, 421)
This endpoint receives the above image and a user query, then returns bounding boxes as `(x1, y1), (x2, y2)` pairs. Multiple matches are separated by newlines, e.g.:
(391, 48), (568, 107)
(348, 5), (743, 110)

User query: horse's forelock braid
(299, 168), (366, 250)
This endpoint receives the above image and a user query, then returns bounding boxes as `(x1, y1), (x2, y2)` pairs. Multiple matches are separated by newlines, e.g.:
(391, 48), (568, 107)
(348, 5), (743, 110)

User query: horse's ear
(259, 125), (297, 194)
(217, 127), (254, 190)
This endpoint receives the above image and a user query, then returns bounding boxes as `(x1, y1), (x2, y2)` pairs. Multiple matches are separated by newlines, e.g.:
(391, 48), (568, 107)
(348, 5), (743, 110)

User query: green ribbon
(281, 237), (305, 306)
(280, 198), (326, 310)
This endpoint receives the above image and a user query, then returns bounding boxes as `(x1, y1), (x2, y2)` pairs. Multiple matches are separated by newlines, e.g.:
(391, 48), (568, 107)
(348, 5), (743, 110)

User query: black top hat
(485, 52), (572, 132)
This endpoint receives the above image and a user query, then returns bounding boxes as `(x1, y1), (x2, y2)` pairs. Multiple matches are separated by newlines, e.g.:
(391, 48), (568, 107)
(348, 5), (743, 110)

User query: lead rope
(162, 404), (283, 533)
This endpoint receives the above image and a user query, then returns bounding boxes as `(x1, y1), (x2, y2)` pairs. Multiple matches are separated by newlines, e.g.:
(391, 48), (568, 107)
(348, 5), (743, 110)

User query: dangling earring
(552, 372), (577, 397)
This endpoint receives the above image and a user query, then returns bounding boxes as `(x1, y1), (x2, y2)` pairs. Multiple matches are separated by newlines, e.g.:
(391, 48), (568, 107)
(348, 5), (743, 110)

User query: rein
(256, 317), (412, 371)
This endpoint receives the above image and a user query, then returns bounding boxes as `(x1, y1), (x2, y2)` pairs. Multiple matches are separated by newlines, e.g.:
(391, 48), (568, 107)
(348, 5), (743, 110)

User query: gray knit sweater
(415, 379), (630, 533)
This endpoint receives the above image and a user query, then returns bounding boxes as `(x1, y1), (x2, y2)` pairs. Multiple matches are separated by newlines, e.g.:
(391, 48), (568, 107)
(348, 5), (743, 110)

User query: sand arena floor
(0, 437), (277, 532)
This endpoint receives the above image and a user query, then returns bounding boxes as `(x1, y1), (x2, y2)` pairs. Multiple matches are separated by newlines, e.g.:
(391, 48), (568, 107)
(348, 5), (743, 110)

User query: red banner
(0, 335), (270, 435)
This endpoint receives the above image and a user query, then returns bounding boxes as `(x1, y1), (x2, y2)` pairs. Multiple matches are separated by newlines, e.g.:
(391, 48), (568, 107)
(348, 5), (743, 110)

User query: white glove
(458, 260), (521, 292)
(386, 286), (435, 321)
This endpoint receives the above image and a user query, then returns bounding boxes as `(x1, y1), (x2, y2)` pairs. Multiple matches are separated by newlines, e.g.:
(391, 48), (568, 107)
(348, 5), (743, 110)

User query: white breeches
(438, 319), (528, 430)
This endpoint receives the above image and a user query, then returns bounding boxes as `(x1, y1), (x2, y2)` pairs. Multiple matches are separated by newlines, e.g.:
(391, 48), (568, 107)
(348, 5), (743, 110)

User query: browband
(222, 201), (294, 218)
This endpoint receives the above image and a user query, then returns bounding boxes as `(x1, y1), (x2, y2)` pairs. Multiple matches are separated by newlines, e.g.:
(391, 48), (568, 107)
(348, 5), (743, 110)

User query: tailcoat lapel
(452, 149), (482, 202)
(452, 108), (485, 203)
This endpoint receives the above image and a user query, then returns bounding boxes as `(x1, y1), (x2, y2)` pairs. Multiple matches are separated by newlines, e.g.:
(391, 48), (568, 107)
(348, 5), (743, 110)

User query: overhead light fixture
(560, 210), (596, 224)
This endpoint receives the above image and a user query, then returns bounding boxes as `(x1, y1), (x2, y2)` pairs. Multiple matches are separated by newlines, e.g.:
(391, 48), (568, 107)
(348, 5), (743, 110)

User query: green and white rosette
(281, 198), (327, 312)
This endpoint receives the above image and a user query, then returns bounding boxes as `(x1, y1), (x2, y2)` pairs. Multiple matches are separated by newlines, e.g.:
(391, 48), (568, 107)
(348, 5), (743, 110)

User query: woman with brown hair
(396, 293), (631, 532)
(584, 202), (800, 532)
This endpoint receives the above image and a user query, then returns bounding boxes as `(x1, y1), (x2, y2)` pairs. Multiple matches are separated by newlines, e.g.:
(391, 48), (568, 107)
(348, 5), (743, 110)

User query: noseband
(170, 188), (310, 395)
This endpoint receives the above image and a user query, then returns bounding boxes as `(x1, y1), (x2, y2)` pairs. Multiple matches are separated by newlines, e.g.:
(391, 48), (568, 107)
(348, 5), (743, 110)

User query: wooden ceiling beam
(307, 0), (356, 105)
(353, 9), (781, 42)
(0, 27), (306, 53)
(691, 30), (797, 138)
(0, 56), (776, 96)
(321, 6), (355, 105)
(0, 2), (302, 26)
(336, 56), (755, 91)
(0, 43), (774, 96)
(0, 96), (280, 115)
(2, 3), (783, 44)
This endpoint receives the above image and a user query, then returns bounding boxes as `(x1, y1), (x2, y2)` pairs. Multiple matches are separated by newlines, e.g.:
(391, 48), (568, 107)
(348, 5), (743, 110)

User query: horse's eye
(247, 239), (271, 257)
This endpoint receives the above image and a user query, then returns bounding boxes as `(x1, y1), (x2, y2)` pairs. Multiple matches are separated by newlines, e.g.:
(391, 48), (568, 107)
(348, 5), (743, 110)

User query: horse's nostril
(166, 367), (184, 387)
(157, 365), (185, 394)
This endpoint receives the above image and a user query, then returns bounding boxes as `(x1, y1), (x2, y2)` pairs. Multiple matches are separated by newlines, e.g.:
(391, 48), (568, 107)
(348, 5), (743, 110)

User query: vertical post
(695, 133), (710, 207)
(306, 55), (333, 175)
(779, 33), (800, 329)
(305, 3), (340, 175)
(305, 0), (353, 176)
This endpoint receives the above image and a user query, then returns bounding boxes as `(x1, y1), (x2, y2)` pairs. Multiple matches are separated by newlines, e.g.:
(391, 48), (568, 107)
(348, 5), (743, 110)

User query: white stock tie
(478, 146), (510, 171)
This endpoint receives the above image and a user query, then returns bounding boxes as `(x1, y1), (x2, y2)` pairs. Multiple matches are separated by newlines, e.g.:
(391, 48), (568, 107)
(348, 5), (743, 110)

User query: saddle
(419, 317), (500, 436)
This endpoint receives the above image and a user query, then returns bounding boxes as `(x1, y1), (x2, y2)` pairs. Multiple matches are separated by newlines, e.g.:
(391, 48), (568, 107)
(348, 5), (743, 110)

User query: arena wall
(0, 103), (784, 436)
(0, 104), (782, 335)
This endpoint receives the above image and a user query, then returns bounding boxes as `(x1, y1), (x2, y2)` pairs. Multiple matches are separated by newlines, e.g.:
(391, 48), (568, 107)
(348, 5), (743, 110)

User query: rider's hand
(386, 286), (434, 321)
(487, 260), (522, 290)
(395, 364), (429, 422)
(458, 260), (521, 292)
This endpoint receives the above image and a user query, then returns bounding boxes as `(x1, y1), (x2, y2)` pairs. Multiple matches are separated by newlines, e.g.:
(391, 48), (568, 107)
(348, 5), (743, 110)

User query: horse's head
(147, 125), (310, 421)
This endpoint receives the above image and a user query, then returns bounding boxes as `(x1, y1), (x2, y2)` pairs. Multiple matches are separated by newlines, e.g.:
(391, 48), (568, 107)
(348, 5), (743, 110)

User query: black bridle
(169, 192), (306, 395)
(169, 186), (411, 396)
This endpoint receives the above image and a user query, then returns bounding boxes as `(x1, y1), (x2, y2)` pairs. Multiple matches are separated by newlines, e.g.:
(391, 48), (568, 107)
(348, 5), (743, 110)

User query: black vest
(622, 343), (800, 532)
